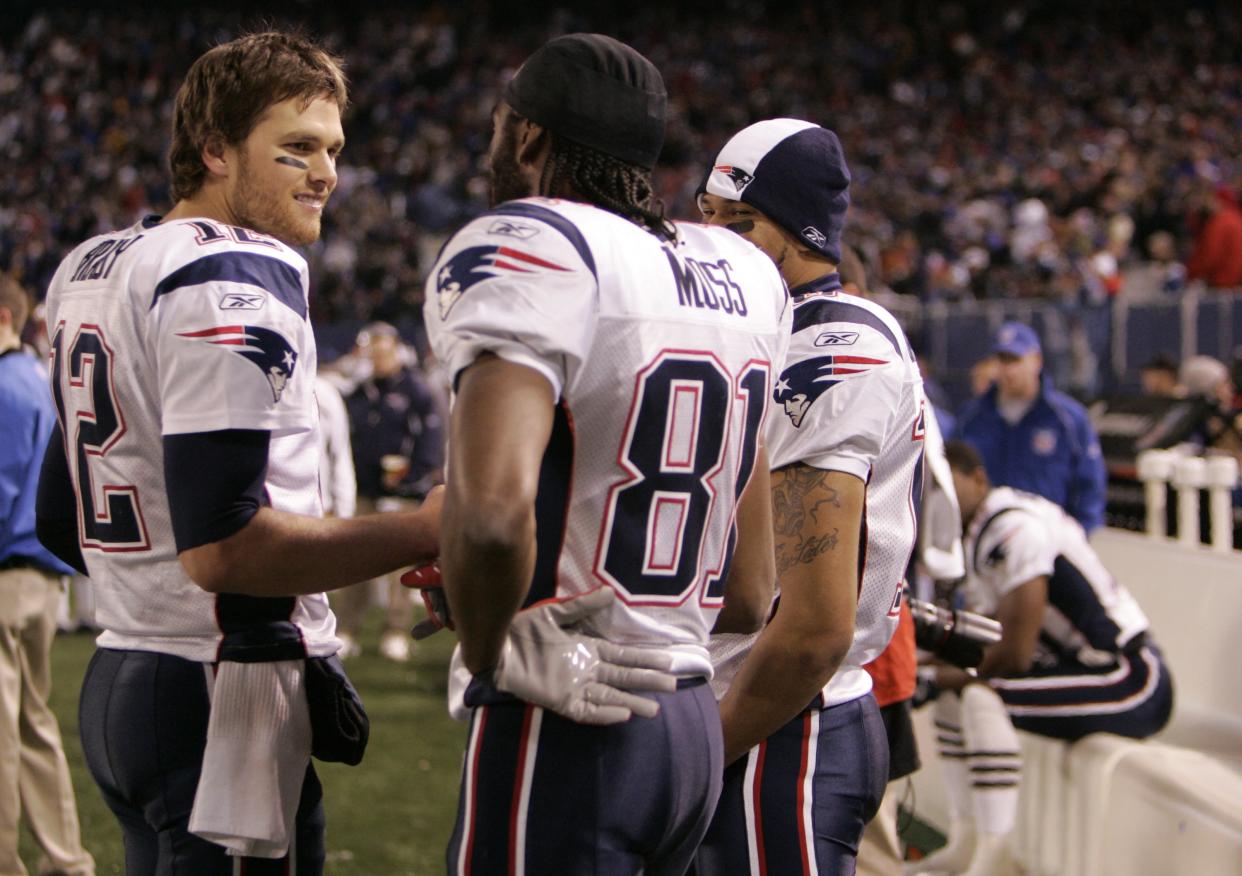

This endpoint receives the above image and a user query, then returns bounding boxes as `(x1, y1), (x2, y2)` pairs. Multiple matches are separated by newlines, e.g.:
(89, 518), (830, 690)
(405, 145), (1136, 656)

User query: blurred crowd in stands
(2, 1), (1240, 329)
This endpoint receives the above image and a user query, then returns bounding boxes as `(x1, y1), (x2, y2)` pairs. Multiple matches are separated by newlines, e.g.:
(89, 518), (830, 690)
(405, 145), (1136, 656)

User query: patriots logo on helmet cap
(773, 354), (890, 427)
(177, 325), (298, 402)
(436, 245), (570, 319)
(713, 164), (754, 193)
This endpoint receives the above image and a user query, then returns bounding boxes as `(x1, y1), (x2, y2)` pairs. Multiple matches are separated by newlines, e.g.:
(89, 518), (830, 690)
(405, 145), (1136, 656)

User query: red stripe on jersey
(497, 247), (570, 271)
(177, 325), (245, 338)
(491, 260), (535, 273)
(830, 355), (888, 365)
(796, 712), (814, 874)
(208, 339), (248, 346)
(829, 367), (866, 375)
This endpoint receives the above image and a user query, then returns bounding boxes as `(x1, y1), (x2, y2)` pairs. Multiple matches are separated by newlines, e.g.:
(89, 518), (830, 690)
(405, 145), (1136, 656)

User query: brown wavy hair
(168, 31), (347, 203)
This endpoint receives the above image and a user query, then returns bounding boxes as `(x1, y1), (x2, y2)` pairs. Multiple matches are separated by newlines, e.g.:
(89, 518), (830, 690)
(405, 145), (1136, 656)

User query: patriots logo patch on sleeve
(177, 324), (298, 402)
(773, 354), (889, 427)
(436, 245), (570, 319)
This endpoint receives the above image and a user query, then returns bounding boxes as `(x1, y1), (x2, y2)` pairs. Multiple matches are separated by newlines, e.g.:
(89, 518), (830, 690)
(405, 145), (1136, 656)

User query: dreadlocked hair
(542, 136), (676, 240)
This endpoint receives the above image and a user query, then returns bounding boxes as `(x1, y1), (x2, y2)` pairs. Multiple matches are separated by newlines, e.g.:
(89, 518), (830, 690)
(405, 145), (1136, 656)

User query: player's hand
(401, 562), (452, 640)
(492, 588), (678, 725)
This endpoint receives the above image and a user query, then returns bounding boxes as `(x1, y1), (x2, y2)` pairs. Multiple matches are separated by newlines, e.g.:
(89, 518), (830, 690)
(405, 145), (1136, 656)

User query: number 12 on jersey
(596, 351), (769, 605)
(49, 323), (150, 552)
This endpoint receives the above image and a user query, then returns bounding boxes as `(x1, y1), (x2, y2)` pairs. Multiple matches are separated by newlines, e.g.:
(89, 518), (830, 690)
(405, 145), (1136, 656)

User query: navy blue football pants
(693, 693), (888, 876)
(79, 648), (325, 875)
(448, 681), (722, 875)
(991, 642), (1174, 741)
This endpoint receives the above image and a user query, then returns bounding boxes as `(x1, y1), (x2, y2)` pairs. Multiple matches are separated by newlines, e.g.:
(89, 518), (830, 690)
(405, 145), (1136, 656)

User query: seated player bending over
(912, 441), (1174, 876)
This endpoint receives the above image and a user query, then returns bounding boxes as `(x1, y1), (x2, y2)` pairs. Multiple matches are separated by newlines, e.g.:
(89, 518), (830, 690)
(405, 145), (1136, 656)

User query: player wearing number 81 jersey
(431, 201), (786, 667)
(425, 34), (789, 876)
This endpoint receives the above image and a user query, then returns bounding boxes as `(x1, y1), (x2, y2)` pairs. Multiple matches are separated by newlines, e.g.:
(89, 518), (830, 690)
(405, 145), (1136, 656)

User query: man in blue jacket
(956, 322), (1107, 533)
(0, 276), (94, 876)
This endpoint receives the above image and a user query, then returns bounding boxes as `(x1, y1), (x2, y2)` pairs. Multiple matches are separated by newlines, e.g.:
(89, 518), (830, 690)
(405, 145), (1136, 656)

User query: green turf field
(24, 617), (943, 874)
(22, 617), (467, 875)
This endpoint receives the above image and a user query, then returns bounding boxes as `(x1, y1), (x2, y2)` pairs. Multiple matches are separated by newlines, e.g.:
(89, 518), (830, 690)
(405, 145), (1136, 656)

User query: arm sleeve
(35, 423), (87, 576)
(422, 208), (599, 400)
(163, 429), (270, 552)
(1069, 413), (1107, 533)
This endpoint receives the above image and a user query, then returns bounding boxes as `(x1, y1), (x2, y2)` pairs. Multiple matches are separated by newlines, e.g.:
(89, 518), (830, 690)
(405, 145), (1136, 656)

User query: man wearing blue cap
(955, 322), (1107, 533)
(697, 119), (926, 875)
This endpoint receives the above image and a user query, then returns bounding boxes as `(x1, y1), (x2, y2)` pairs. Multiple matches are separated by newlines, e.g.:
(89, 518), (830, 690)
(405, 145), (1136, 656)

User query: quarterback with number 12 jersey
(426, 198), (790, 679)
(42, 216), (338, 660)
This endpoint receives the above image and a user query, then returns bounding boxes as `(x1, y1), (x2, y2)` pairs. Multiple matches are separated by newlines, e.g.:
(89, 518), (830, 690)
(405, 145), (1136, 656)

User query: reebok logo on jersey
(217, 292), (266, 311)
(487, 219), (541, 240)
(713, 165), (754, 193)
(773, 355), (889, 427)
(177, 324), (298, 403)
(436, 245), (570, 319)
(813, 331), (858, 347)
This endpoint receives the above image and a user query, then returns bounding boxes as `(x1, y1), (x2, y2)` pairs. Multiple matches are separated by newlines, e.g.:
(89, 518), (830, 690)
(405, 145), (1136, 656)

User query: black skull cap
(504, 33), (667, 171)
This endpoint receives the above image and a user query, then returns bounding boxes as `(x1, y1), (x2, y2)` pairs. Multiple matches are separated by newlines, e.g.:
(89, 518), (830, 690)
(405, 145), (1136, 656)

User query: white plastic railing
(1135, 447), (1239, 551)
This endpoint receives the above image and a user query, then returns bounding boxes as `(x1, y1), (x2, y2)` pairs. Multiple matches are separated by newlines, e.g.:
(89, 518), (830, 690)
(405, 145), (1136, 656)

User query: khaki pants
(330, 497), (415, 637)
(0, 567), (93, 876)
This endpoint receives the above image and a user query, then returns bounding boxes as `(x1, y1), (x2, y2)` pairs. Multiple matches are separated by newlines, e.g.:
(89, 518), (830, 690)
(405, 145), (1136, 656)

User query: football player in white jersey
(34, 33), (443, 873)
(422, 34), (789, 876)
(695, 119), (926, 875)
(913, 441), (1173, 876)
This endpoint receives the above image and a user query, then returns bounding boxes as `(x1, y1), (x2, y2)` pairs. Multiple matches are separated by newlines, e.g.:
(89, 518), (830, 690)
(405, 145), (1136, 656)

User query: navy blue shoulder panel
(484, 202), (598, 280)
(151, 252), (306, 319)
(791, 297), (904, 358)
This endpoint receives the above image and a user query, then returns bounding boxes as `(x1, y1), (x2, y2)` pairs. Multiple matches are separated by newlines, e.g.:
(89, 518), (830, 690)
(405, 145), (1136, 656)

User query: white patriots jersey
(43, 216), (338, 661)
(710, 289), (926, 706)
(425, 199), (791, 679)
(964, 487), (1149, 661)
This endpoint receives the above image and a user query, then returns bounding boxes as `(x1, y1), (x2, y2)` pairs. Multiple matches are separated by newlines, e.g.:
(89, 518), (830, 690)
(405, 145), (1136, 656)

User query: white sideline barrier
(908, 527), (1242, 874)
(1093, 528), (1242, 754)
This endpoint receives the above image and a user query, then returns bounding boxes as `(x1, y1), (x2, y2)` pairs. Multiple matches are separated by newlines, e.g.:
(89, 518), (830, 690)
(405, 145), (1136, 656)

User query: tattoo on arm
(775, 529), (840, 574)
(770, 464), (845, 573)
(771, 465), (842, 537)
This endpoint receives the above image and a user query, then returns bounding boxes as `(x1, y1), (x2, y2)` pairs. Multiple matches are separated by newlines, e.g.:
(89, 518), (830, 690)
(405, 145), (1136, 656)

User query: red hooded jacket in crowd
(1187, 188), (1242, 289)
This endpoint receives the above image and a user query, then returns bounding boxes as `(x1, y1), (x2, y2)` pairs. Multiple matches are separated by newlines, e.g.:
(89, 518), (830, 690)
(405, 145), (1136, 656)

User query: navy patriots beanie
(504, 33), (667, 171)
(703, 119), (851, 263)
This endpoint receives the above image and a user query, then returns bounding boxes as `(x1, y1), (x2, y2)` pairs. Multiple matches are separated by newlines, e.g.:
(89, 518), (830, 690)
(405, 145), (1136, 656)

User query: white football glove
(491, 587), (678, 725)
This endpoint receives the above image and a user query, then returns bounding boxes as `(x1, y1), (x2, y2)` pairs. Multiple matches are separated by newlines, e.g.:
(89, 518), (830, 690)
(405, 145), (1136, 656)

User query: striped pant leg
(448, 684), (722, 876)
(990, 646), (1174, 741)
(695, 695), (888, 876)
